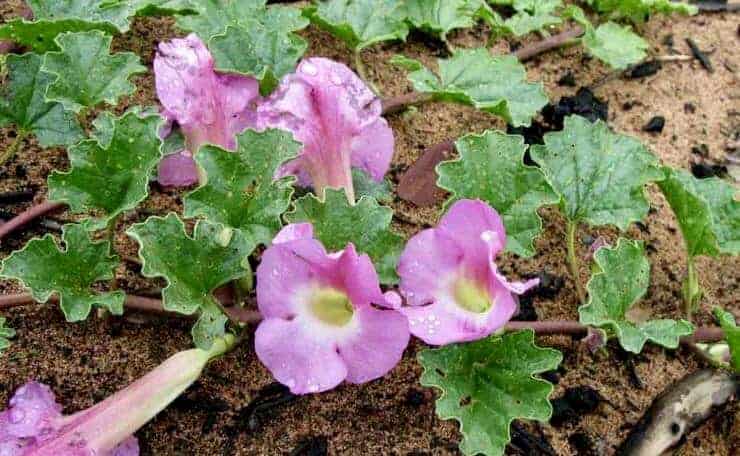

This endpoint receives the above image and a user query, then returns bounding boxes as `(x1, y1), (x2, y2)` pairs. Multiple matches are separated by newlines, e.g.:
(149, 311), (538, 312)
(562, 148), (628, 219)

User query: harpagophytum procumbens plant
(0, 1), (737, 455)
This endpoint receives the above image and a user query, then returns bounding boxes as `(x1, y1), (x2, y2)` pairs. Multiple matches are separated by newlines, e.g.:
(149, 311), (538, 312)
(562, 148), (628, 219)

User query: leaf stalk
(566, 220), (586, 304)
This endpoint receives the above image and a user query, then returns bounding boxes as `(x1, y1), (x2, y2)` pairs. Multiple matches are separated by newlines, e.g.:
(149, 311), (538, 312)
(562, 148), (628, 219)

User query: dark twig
(695, 2), (740, 12)
(381, 26), (585, 116)
(0, 190), (35, 204)
(0, 201), (66, 242)
(686, 38), (714, 73)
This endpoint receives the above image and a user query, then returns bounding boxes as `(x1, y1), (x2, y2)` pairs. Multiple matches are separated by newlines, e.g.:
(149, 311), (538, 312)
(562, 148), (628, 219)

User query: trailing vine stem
(0, 201), (66, 243)
(0, 292), (725, 344)
(566, 220), (586, 305)
(354, 50), (380, 96)
(682, 257), (702, 321)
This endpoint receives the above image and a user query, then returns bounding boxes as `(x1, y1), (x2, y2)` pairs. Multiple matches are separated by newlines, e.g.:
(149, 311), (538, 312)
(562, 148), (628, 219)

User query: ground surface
(1, 2), (739, 455)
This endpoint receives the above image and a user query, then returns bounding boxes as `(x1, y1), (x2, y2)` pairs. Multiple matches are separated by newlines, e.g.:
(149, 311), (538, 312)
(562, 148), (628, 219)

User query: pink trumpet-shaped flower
(257, 58), (394, 202)
(255, 223), (409, 394)
(154, 33), (261, 186)
(397, 199), (539, 345)
(0, 336), (235, 455)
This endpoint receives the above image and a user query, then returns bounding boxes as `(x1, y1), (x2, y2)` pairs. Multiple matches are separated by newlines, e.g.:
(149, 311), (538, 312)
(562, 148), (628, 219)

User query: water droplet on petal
(330, 73), (343, 86)
(301, 62), (318, 76)
(9, 408), (24, 424)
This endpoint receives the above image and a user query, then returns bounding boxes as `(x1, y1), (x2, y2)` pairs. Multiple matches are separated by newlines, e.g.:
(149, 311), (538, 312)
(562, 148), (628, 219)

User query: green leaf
(286, 188), (403, 284)
(419, 330), (562, 456)
(389, 54), (424, 71)
(582, 22), (648, 69)
(404, 0), (488, 40)
(584, 0), (697, 23)
(0, 19), (117, 53)
(42, 31), (146, 113)
(126, 214), (253, 349)
(579, 238), (693, 353)
(0, 53), (83, 148)
(352, 169), (393, 204)
(658, 168), (739, 258)
(406, 48), (548, 127)
(27, 0), (196, 32)
(175, 0), (309, 90)
(530, 115), (663, 230)
(48, 110), (163, 229)
(499, 0), (564, 37)
(437, 131), (558, 257)
(184, 128), (300, 248)
(0, 224), (124, 322)
(714, 307), (740, 373)
(307, 0), (409, 51)
(0, 317), (16, 353)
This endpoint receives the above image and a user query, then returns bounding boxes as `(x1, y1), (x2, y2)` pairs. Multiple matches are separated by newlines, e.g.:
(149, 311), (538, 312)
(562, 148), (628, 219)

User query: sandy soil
(1, 2), (738, 455)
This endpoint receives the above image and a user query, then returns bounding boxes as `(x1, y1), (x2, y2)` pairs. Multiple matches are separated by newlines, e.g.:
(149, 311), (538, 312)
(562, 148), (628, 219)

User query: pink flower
(0, 336), (235, 455)
(0, 382), (138, 455)
(257, 58), (394, 202)
(397, 199), (539, 345)
(154, 34), (261, 186)
(255, 223), (410, 394)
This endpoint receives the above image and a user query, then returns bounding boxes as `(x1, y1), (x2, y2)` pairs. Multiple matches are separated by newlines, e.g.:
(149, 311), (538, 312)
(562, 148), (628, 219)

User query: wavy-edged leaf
(352, 169), (392, 204)
(175, 0), (308, 90)
(126, 214), (252, 348)
(530, 115), (663, 229)
(584, 0), (697, 23)
(0, 224), (123, 322)
(184, 128), (300, 248)
(579, 238), (693, 353)
(48, 110), (163, 230)
(404, 0), (488, 40)
(286, 188), (403, 284)
(489, 0), (563, 37)
(404, 48), (548, 127)
(307, 0), (409, 51)
(0, 53), (83, 148)
(658, 168), (739, 258)
(437, 131), (558, 257)
(42, 31), (146, 113)
(419, 330), (562, 456)
(0, 317), (16, 353)
(582, 22), (648, 69)
(0, 19), (116, 53)
(714, 307), (740, 373)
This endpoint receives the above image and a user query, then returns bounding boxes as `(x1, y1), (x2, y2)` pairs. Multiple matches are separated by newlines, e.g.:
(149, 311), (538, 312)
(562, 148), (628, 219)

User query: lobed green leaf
(126, 214), (253, 349)
(286, 188), (403, 284)
(419, 330), (562, 456)
(487, 0), (563, 37)
(579, 238), (693, 353)
(42, 31), (146, 113)
(404, 0), (488, 41)
(437, 130), (558, 257)
(307, 0), (409, 51)
(530, 115), (663, 230)
(584, 0), (697, 23)
(0, 53), (83, 148)
(175, 0), (309, 91)
(48, 110), (163, 230)
(403, 48), (548, 126)
(0, 224), (124, 322)
(581, 22), (648, 69)
(658, 168), (739, 258)
(184, 128), (300, 249)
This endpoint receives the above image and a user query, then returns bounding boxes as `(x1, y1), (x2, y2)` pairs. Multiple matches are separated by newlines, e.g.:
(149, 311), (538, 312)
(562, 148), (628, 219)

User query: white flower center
(310, 288), (354, 326)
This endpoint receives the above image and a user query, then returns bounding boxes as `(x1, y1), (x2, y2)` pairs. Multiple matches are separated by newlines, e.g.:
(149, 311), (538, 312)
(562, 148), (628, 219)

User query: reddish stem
(0, 201), (66, 242)
(0, 292), (724, 344)
(382, 92), (434, 115)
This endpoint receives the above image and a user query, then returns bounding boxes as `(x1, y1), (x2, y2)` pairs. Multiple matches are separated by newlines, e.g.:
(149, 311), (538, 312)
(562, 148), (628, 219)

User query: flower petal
(0, 381), (62, 439)
(258, 57), (391, 195)
(256, 237), (331, 319)
(255, 318), (347, 394)
(337, 306), (409, 384)
(335, 244), (386, 308)
(398, 229), (463, 307)
(157, 151), (199, 187)
(111, 436), (139, 456)
(401, 284), (517, 345)
(437, 199), (507, 260)
(272, 223), (314, 244)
